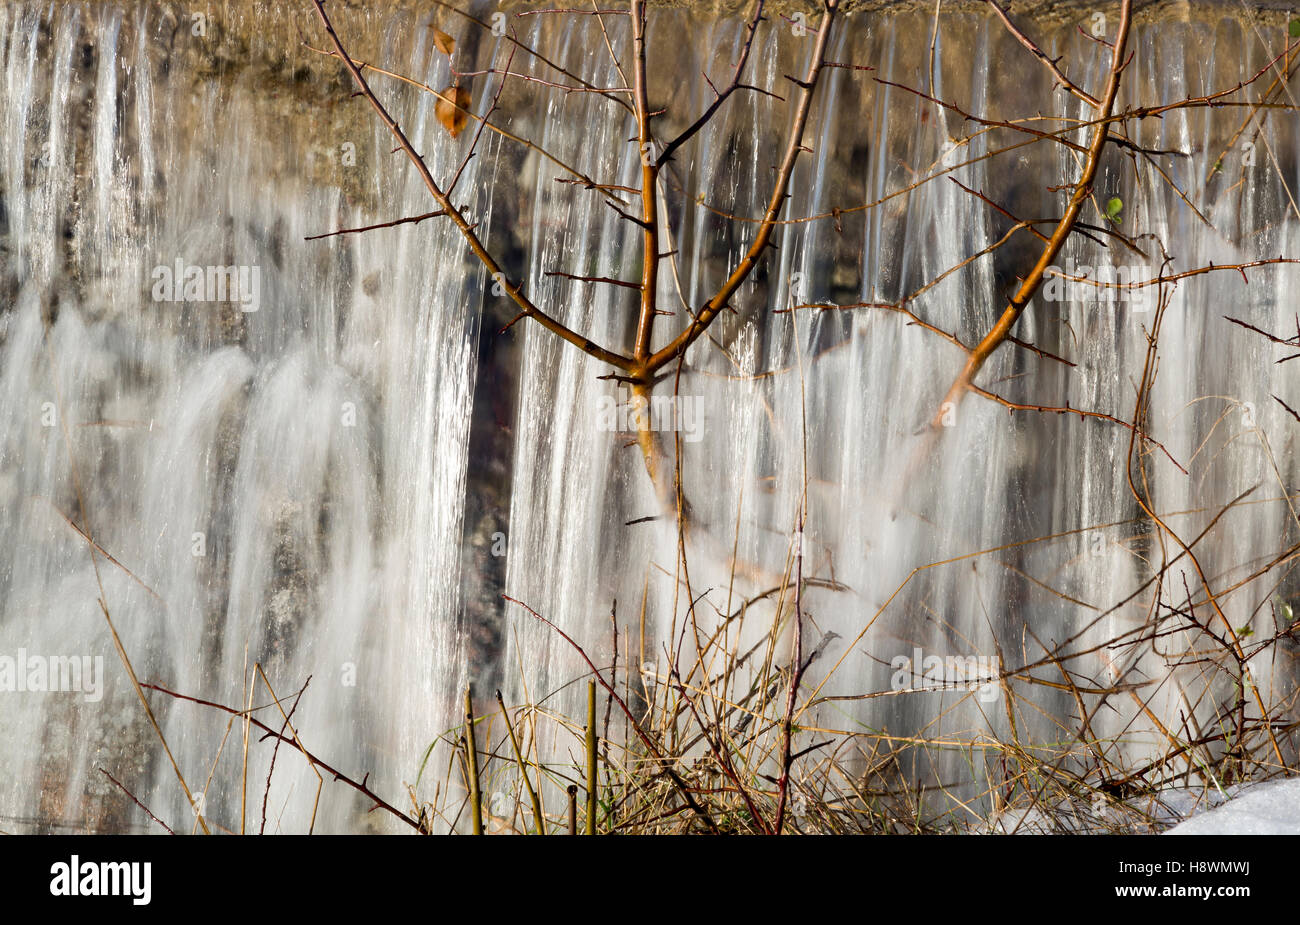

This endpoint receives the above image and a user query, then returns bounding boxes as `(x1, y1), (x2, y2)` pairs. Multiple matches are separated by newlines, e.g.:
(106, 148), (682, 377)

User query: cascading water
(0, 2), (493, 833)
(1, 1), (1297, 834)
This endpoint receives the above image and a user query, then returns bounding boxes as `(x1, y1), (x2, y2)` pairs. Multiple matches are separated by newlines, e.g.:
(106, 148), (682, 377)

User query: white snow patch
(1166, 779), (1300, 835)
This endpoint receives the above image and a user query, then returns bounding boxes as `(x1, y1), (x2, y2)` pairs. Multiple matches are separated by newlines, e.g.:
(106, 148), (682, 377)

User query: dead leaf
(435, 86), (471, 138)
(431, 28), (455, 57)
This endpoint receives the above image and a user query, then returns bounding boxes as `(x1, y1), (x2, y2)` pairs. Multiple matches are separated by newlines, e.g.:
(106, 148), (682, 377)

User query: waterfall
(1, 2), (1296, 834)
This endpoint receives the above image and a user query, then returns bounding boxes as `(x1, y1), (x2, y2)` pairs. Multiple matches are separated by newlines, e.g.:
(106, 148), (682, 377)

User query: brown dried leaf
(431, 28), (455, 57)
(435, 85), (471, 138)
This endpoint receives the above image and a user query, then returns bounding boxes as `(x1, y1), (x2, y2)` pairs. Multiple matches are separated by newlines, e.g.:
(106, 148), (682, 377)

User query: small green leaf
(1105, 197), (1123, 223)
(1236, 624), (1254, 638)
(1289, 18), (1300, 38)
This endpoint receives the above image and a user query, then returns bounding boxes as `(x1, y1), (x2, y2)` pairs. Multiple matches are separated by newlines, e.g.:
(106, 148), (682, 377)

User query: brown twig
(308, 0), (634, 372)
(655, 0), (773, 167)
(261, 676), (310, 835)
(646, 0), (841, 373)
(931, 0), (1133, 427)
(502, 593), (721, 832)
(985, 0), (1099, 108)
(304, 210), (446, 241)
(141, 680), (423, 832)
(98, 767), (176, 835)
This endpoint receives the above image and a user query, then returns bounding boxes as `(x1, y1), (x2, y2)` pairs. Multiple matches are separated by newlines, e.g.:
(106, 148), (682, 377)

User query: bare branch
(304, 210), (446, 241)
(98, 768), (176, 835)
(967, 384), (1185, 474)
(931, 0), (1134, 427)
(300, 41), (634, 203)
(545, 270), (642, 290)
(427, 0), (634, 114)
(985, 0), (1099, 108)
(656, 1), (771, 167)
(142, 681), (424, 832)
(647, 0), (841, 372)
(307, 0), (635, 372)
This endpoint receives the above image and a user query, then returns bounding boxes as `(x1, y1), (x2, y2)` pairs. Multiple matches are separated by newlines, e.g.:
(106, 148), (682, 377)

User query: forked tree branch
(986, 1), (1100, 109)
(428, 0), (635, 114)
(655, 0), (771, 168)
(308, 0), (635, 372)
(931, 0), (1133, 427)
(646, 0), (841, 373)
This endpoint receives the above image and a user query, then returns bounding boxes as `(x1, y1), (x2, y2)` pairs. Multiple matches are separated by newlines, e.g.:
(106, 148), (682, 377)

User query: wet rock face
(5, 0), (1299, 834)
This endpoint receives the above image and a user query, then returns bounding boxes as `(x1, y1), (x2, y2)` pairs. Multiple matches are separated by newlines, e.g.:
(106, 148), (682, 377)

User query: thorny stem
(631, 0), (658, 363)
(931, 0), (1133, 427)
(986, 0), (1099, 108)
(309, 0), (634, 373)
(142, 681), (424, 832)
(645, 0), (841, 373)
